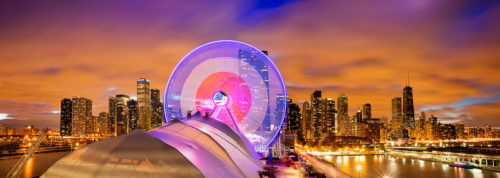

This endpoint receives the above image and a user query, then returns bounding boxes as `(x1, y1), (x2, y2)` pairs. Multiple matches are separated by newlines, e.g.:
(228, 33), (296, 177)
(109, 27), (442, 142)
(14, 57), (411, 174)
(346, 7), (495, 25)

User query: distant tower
(362, 103), (371, 122)
(71, 97), (92, 136)
(137, 78), (152, 131)
(356, 107), (362, 123)
(322, 98), (336, 137)
(337, 94), (348, 136)
(60, 98), (72, 136)
(302, 102), (312, 142)
(286, 99), (302, 134)
(108, 97), (117, 136)
(127, 99), (138, 133)
(151, 88), (163, 128)
(116, 94), (130, 136)
(310, 91), (322, 142)
(403, 77), (415, 129)
(97, 112), (109, 136)
(391, 97), (402, 139)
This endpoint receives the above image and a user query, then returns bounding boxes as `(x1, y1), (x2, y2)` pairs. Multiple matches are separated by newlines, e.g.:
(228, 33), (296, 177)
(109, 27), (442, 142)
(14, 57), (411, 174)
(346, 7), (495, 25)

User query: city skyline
(1, 1), (500, 129)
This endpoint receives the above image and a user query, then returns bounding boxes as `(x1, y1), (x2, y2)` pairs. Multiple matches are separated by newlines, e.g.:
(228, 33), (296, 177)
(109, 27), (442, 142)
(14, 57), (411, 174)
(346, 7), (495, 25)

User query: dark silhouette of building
(366, 119), (381, 143)
(403, 85), (415, 129)
(439, 124), (456, 140)
(356, 107), (362, 123)
(285, 99), (301, 134)
(60, 98), (72, 136)
(127, 99), (138, 133)
(311, 91), (322, 142)
(151, 88), (163, 129)
(109, 97), (117, 136)
(362, 103), (371, 122)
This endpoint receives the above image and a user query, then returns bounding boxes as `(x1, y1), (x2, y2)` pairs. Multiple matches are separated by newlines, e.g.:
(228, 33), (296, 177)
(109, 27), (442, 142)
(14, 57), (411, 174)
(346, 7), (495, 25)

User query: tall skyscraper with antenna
(403, 74), (415, 129)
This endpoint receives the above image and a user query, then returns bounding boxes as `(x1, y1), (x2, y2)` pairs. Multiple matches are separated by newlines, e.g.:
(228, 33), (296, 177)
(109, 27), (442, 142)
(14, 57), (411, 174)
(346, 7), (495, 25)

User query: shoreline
(388, 151), (500, 173)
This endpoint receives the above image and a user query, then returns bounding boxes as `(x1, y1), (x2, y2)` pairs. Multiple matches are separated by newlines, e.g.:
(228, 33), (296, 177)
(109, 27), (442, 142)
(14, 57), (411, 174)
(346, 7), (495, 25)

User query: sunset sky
(1, 0), (499, 129)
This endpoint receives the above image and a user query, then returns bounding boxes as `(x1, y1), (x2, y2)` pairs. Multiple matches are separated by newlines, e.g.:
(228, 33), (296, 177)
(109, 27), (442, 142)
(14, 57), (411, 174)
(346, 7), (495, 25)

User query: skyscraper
(321, 98), (336, 137)
(356, 108), (362, 123)
(127, 99), (138, 133)
(337, 94), (348, 136)
(302, 102), (312, 142)
(71, 97), (92, 136)
(415, 112), (426, 139)
(116, 94), (130, 136)
(362, 103), (371, 122)
(391, 97), (403, 139)
(455, 122), (465, 139)
(344, 115), (357, 136)
(97, 112), (109, 136)
(310, 91), (322, 142)
(403, 85), (415, 129)
(151, 88), (163, 129)
(108, 97), (117, 136)
(286, 99), (301, 134)
(60, 98), (72, 136)
(137, 78), (152, 131)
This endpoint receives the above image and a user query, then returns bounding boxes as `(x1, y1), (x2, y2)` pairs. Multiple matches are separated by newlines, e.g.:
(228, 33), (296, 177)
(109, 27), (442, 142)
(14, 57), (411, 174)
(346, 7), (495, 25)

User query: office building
(60, 98), (72, 136)
(337, 94), (348, 136)
(71, 97), (92, 136)
(137, 78), (152, 131)
(116, 94), (130, 136)
(362, 103), (371, 122)
(151, 88), (163, 129)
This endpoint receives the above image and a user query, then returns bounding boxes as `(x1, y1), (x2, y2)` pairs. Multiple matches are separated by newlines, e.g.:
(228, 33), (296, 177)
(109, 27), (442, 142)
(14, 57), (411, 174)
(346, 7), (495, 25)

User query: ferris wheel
(163, 40), (287, 152)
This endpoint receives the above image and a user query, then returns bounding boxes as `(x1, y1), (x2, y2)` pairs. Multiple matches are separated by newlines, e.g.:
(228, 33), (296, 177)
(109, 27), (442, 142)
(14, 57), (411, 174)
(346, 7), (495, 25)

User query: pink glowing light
(195, 72), (252, 130)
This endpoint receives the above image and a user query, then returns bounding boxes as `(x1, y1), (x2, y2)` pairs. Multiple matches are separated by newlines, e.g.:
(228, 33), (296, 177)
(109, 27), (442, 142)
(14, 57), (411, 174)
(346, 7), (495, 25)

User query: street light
(357, 165), (362, 178)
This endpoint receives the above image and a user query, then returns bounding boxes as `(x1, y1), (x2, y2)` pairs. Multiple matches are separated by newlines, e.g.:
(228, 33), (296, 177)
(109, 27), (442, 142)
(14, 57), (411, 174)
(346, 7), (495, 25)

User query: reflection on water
(326, 155), (499, 178)
(0, 151), (70, 178)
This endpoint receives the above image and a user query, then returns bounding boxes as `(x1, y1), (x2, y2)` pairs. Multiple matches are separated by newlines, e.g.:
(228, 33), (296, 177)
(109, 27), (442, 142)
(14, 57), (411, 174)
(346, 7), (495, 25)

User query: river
(324, 155), (500, 178)
(0, 151), (70, 178)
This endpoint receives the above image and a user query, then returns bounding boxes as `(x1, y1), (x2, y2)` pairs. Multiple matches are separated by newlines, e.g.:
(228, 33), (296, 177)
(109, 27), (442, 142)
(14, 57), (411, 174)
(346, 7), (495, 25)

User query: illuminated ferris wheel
(163, 40), (287, 152)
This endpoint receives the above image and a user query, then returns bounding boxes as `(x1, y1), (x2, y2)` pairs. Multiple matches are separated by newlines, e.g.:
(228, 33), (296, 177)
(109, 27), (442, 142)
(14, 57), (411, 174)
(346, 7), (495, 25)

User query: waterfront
(0, 151), (70, 178)
(323, 155), (500, 178)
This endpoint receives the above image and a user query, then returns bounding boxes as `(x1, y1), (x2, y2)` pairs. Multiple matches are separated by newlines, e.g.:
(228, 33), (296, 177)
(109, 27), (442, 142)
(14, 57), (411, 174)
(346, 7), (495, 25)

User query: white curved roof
(42, 115), (261, 178)
(42, 130), (204, 178)
(180, 114), (261, 174)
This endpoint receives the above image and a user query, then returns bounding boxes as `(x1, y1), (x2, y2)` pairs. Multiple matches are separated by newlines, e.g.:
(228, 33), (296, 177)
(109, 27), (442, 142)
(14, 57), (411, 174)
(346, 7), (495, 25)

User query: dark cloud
(32, 67), (63, 75)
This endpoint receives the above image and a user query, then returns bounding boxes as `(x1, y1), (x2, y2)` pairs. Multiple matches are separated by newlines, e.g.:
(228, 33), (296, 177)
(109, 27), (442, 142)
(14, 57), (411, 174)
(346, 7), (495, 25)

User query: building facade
(60, 98), (72, 136)
(137, 78), (152, 131)
(337, 94), (348, 136)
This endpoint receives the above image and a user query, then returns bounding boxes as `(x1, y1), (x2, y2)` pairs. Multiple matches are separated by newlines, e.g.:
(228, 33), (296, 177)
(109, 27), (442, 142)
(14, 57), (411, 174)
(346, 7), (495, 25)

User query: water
(0, 151), (70, 178)
(325, 155), (499, 178)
